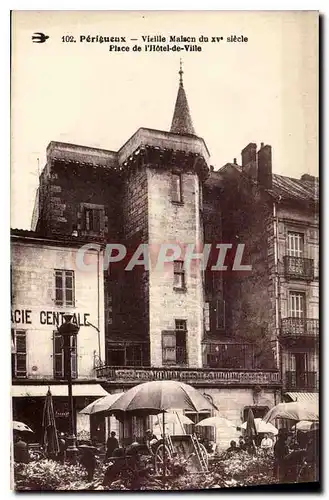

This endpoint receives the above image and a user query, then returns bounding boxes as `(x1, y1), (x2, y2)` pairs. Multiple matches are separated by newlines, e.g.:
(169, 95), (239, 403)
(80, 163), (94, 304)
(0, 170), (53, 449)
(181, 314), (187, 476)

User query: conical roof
(170, 62), (196, 135)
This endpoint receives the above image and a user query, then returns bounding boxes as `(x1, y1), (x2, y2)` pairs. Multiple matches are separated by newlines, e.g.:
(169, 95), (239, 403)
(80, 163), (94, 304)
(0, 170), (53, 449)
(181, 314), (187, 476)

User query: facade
(12, 68), (303, 449)
(216, 143), (319, 406)
(11, 230), (108, 442)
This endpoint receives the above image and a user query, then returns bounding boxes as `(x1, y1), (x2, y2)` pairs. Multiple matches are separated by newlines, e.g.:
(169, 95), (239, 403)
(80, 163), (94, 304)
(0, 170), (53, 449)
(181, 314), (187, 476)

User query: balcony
(281, 318), (319, 339)
(286, 371), (318, 391)
(283, 256), (314, 281)
(96, 365), (281, 387)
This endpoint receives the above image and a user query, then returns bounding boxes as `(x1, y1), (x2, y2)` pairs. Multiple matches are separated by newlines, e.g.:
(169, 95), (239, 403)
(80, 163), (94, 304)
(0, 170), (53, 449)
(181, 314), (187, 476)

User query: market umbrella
(108, 381), (216, 479)
(79, 392), (125, 415)
(154, 412), (194, 435)
(245, 408), (257, 441)
(196, 416), (236, 429)
(262, 401), (319, 424)
(241, 417), (278, 436)
(13, 421), (34, 433)
(156, 412), (194, 425)
(292, 421), (320, 432)
(108, 381), (216, 417)
(42, 388), (60, 457)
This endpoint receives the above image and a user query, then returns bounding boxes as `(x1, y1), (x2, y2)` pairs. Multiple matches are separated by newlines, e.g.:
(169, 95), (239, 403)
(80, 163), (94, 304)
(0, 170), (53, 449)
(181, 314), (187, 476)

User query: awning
(285, 392), (319, 405)
(12, 384), (109, 398)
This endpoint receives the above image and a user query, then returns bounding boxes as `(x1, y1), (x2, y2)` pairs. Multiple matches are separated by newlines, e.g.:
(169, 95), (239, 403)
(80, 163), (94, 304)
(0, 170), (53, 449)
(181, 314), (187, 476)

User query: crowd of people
(225, 433), (273, 456)
(14, 424), (319, 485)
(222, 428), (319, 483)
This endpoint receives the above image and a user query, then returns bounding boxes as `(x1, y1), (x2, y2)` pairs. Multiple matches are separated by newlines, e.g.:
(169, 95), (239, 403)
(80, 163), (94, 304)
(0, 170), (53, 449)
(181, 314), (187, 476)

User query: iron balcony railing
(286, 371), (318, 391)
(283, 256), (314, 281)
(163, 347), (187, 366)
(281, 318), (319, 337)
(202, 342), (255, 370)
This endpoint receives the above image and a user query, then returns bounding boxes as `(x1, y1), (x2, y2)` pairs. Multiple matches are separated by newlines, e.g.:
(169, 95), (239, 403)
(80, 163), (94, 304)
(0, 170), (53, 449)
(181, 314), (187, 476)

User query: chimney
(241, 143), (257, 179)
(257, 144), (272, 189)
(301, 173), (316, 182)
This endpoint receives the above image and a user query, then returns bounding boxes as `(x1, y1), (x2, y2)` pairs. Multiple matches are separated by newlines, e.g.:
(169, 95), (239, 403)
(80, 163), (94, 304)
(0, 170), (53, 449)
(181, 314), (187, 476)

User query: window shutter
(162, 331), (176, 363)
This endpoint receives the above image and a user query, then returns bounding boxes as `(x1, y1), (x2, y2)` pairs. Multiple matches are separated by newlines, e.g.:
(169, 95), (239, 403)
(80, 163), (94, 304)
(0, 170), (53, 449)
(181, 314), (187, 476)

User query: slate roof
(213, 163), (318, 204)
(170, 66), (196, 136)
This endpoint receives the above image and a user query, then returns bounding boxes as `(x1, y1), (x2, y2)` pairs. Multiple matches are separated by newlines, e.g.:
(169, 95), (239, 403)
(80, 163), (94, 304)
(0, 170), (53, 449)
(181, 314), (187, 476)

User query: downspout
(97, 249), (101, 362)
(273, 202), (281, 373)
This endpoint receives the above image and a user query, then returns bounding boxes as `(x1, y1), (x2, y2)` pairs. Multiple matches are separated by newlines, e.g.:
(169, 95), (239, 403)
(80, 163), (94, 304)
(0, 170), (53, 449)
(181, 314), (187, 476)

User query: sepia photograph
(10, 10), (319, 491)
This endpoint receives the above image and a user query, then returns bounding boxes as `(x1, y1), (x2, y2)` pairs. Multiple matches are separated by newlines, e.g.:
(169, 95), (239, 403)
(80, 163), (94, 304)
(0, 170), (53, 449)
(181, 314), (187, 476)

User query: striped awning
(285, 392), (319, 405)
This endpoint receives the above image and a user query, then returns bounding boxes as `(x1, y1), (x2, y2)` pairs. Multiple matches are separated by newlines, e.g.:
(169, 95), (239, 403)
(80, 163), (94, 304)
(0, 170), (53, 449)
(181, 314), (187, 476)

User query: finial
(179, 58), (183, 86)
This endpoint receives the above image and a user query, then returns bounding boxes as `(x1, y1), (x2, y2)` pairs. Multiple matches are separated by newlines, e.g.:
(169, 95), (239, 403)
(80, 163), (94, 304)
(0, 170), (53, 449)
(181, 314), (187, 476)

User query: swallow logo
(32, 32), (49, 43)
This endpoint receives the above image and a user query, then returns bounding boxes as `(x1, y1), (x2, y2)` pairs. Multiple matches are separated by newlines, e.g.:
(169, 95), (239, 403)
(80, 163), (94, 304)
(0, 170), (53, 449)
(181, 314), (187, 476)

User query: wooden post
(162, 410), (166, 484)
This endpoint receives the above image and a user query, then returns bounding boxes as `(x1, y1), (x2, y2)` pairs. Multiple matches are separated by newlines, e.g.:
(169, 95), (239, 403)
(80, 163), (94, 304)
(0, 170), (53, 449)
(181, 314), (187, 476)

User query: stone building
(215, 143), (319, 407)
(11, 229), (108, 442)
(14, 67), (288, 448)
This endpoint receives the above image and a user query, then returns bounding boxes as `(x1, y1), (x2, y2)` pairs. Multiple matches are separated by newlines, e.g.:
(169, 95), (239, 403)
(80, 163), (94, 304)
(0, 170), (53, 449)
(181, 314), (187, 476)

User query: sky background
(11, 10), (318, 230)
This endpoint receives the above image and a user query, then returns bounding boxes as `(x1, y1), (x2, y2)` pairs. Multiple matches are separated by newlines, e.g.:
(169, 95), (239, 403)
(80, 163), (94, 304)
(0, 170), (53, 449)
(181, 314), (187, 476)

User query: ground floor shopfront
(96, 367), (282, 451)
(11, 383), (109, 444)
(12, 369), (284, 452)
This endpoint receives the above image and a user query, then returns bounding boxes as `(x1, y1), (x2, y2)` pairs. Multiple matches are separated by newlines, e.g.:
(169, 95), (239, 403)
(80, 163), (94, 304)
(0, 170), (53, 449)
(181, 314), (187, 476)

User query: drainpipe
(97, 249), (101, 359)
(273, 202), (281, 373)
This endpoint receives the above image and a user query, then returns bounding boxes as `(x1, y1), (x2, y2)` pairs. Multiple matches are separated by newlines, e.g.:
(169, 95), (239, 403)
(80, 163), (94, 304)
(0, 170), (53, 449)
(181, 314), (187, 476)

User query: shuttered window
(55, 270), (75, 307)
(12, 330), (27, 378)
(84, 208), (102, 233)
(173, 261), (185, 289)
(215, 299), (226, 329)
(53, 331), (77, 379)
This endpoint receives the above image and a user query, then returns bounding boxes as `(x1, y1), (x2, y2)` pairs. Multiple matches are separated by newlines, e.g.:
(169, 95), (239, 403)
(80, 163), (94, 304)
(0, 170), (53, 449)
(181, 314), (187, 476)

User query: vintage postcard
(11, 10), (319, 492)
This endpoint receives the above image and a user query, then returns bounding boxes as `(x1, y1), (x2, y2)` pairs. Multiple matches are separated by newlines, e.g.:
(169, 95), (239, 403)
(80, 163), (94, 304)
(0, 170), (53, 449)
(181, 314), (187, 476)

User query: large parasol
(241, 417), (278, 435)
(262, 401), (319, 424)
(108, 380), (216, 417)
(42, 388), (60, 457)
(13, 421), (34, 433)
(107, 380), (216, 479)
(292, 421), (319, 432)
(196, 416), (236, 429)
(79, 392), (125, 415)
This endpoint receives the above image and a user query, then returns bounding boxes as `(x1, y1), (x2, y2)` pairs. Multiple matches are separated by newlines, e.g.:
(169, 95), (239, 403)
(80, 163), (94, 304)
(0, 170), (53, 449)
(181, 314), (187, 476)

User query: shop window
(55, 270), (75, 307)
(12, 330), (27, 378)
(53, 331), (77, 379)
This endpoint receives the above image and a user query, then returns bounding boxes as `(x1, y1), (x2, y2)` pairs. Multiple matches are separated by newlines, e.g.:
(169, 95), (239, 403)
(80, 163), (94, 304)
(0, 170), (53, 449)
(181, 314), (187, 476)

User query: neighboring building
(20, 68), (284, 449)
(216, 143), (319, 406)
(11, 229), (107, 442)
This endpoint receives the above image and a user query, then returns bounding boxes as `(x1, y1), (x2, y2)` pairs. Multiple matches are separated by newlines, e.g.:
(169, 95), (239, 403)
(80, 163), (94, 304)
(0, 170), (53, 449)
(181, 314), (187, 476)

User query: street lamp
(58, 313), (80, 463)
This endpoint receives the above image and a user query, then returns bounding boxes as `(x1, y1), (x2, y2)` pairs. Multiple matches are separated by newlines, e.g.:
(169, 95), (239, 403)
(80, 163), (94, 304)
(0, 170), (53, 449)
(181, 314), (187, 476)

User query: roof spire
(170, 60), (196, 135)
(179, 58), (184, 86)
